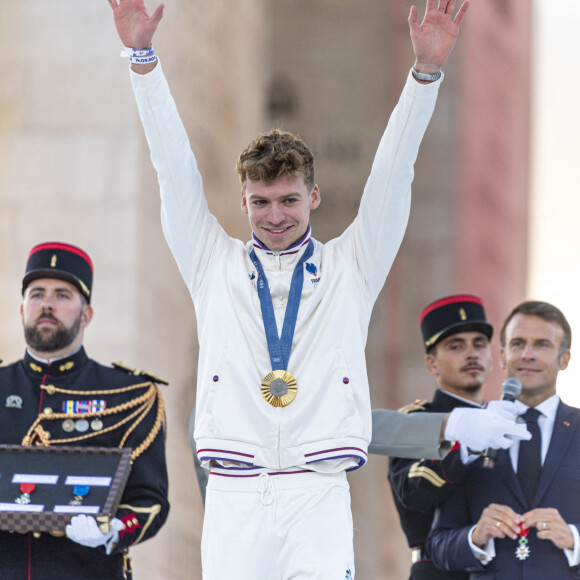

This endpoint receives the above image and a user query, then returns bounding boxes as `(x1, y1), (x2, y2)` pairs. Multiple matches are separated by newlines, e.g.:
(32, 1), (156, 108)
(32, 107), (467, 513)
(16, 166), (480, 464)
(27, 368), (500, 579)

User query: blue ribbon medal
(69, 485), (90, 506)
(250, 241), (314, 407)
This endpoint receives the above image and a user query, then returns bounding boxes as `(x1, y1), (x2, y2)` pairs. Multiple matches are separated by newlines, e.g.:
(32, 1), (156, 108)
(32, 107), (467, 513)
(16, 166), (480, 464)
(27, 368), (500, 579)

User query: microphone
(482, 377), (522, 469)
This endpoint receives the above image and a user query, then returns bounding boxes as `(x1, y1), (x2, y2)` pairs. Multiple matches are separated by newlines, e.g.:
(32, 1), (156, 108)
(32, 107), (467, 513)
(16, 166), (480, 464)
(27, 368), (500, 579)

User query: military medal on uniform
(62, 399), (106, 433)
(91, 418), (103, 431)
(515, 522), (530, 560)
(250, 241), (314, 407)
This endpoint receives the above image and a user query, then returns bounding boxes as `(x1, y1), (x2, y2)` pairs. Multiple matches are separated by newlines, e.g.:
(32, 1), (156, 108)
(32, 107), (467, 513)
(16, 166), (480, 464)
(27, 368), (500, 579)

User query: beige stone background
(1, 0), (578, 578)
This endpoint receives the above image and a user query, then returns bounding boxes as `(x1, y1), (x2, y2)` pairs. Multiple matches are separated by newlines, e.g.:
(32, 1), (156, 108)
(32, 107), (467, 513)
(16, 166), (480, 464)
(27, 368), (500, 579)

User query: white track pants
(201, 470), (355, 579)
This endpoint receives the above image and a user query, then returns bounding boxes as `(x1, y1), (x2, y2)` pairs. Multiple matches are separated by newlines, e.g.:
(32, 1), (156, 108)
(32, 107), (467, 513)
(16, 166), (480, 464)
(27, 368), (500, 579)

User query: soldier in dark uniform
(388, 294), (493, 580)
(0, 242), (169, 579)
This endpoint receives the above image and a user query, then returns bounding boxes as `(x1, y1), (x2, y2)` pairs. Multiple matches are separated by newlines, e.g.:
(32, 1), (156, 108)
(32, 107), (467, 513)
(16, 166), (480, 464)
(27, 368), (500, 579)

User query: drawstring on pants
(257, 473), (277, 520)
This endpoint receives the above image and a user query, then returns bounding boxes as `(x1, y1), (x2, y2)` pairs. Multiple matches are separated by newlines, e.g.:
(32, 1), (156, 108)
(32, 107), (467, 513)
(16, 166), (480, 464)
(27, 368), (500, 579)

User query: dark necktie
(517, 408), (542, 505)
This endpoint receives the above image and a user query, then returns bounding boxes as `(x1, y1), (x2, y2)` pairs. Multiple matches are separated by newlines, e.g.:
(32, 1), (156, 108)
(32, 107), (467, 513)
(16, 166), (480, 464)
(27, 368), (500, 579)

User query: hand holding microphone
(444, 378), (530, 455)
(482, 377), (523, 468)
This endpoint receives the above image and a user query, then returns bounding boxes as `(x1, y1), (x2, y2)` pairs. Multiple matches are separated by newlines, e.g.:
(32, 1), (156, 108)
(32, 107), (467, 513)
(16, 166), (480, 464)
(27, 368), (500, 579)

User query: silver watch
(412, 67), (442, 82)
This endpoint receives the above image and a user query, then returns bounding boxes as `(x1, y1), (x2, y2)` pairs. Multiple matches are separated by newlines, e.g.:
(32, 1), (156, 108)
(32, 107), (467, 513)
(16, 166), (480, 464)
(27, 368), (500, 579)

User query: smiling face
(425, 331), (492, 404)
(21, 278), (93, 359)
(500, 313), (570, 407)
(241, 174), (320, 251)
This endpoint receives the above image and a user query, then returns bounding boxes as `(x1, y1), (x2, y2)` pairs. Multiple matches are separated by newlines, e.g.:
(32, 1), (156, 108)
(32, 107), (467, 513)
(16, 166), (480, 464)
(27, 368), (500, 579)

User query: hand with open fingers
(409, 0), (470, 74)
(471, 503), (521, 549)
(523, 508), (575, 551)
(66, 514), (125, 555)
(444, 404), (531, 452)
(107, 0), (164, 50)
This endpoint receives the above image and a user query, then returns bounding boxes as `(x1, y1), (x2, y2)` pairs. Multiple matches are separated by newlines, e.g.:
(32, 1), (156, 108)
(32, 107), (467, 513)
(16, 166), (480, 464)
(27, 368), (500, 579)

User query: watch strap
(412, 67), (442, 82)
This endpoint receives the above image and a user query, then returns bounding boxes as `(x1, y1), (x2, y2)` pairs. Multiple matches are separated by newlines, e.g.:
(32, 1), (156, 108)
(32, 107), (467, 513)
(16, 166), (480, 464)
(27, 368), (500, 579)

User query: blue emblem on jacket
(305, 262), (317, 276)
(305, 262), (320, 287)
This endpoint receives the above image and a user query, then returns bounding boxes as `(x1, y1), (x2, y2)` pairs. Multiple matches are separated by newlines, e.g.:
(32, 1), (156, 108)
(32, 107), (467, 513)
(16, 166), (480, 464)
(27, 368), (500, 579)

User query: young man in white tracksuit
(107, 0), (528, 577)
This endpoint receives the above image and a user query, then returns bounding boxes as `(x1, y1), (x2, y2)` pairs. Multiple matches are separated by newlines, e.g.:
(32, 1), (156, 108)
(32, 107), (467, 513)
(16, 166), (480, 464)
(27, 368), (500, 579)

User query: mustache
(460, 363), (484, 372)
(35, 313), (61, 325)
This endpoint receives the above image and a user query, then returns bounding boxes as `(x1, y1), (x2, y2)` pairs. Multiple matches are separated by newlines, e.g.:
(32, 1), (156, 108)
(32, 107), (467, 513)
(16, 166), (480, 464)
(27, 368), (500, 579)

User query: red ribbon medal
(15, 483), (36, 505)
(515, 522), (530, 560)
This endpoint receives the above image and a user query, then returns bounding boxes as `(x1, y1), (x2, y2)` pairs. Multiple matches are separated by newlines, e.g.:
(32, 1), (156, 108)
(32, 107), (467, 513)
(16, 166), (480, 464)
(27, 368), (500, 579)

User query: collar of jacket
(251, 226), (312, 270)
(433, 389), (484, 412)
(23, 347), (88, 377)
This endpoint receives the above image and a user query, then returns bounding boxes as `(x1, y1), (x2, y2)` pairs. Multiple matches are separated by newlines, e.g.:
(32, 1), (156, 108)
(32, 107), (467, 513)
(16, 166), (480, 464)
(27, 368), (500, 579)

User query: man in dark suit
(388, 294), (493, 580)
(428, 300), (580, 579)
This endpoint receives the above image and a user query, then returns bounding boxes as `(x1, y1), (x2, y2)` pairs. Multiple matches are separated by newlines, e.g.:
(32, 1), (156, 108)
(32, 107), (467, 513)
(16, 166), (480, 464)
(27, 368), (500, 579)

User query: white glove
(445, 401), (531, 452)
(66, 514), (124, 555)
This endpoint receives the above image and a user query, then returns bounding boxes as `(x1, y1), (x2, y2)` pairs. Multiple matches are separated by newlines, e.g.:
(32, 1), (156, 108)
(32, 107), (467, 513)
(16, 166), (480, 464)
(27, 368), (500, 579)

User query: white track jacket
(131, 62), (441, 473)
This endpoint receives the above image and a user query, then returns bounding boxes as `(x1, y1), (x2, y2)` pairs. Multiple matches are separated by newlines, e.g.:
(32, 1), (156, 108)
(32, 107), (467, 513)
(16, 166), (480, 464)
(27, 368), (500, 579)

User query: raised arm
(343, 0), (470, 297)
(108, 0), (234, 293)
(410, 0), (469, 77)
(108, 0), (164, 74)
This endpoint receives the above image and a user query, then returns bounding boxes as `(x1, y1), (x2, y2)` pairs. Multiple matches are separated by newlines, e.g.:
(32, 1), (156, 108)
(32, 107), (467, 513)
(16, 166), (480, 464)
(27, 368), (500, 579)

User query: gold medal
(91, 418), (103, 431)
(62, 419), (75, 432)
(261, 370), (297, 407)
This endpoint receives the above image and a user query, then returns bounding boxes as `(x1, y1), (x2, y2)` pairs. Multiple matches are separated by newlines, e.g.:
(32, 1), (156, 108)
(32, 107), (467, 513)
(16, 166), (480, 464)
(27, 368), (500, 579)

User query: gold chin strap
(22, 381), (166, 461)
(424, 330), (444, 348)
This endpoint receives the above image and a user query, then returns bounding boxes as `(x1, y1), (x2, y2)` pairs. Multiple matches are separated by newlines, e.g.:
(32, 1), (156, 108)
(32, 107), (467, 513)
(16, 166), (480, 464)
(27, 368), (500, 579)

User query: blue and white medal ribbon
(250, 241), (314, 407)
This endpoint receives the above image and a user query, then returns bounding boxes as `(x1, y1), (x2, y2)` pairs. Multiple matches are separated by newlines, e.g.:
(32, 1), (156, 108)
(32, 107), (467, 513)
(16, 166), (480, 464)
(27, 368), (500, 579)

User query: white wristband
(120, 46), (154, 57)
(129, 54), (157, 64)
(120, 46), (157, 65)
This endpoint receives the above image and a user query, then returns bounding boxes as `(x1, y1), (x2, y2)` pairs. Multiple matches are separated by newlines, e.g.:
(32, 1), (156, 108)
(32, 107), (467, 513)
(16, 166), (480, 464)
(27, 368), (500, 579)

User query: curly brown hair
(236, 129), (315, 190)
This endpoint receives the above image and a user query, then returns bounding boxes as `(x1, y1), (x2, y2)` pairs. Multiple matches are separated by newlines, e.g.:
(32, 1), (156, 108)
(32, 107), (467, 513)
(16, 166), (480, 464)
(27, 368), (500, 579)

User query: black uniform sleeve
(388, 444), (471, 511)
(113, 388), (170, 551)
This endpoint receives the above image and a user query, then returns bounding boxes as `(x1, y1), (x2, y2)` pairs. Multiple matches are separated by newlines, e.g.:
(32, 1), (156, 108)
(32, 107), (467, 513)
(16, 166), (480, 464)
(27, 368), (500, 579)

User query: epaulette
(397, 399), (429, 414)
(112, 361), (169, 385)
